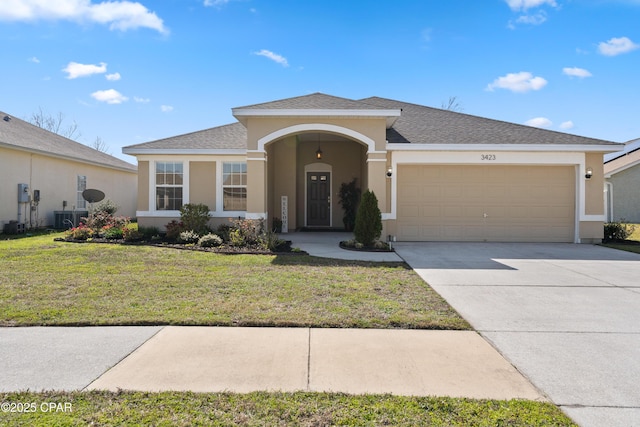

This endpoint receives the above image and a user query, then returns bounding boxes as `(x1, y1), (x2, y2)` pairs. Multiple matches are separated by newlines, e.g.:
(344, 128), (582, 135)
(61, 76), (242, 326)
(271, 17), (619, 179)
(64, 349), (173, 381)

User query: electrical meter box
(18, 183), (29, 203)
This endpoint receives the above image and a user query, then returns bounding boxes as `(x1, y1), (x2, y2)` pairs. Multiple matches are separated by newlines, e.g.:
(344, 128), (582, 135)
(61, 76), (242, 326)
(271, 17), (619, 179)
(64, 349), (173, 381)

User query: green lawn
(0, 233), (468, 329)
(0, 391), (577, 427)
(601, 223), (640, 254)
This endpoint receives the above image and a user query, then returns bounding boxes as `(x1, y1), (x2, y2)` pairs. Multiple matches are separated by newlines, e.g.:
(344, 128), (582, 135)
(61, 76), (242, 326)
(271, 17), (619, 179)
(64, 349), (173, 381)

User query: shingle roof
(0, 112), (136, 172)
(360, 97), (620, 146)
(125, 93), (621, 152)
(233, 93), (388, 111)
(123, 122), (246, 151)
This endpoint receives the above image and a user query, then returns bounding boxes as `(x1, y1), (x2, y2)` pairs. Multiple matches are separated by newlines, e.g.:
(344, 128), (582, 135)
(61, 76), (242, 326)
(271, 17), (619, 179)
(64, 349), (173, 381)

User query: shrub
(272, 217), (283, 233)
(138, 226), (160, 239)
(198, 233), (223, 248)
(231, 219), (263, 245)
(258, 230), (286, 251)
(229, 229), (245, 247)
(123, 227), (143, 242)
(338, 178), (360, 231)
(353, 189), (382, 246)
(92, 199), (118, 216)
(179, 230), (200, 244)
(216, 224), (233, 243)
(180, 203), (211, 235)
(102, 225), (124, 240)
(604, 221), (636, 242)
(66, 223), (92, 241)
(373, 240), (390, 250)
(165, 220), (184, 241)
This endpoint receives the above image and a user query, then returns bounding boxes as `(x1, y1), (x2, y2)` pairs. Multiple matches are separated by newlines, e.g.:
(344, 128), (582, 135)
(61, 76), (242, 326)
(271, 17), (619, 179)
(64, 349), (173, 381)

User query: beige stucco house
(604, 138), (640, 223)
(124, 93), (622, 243)
(0, 112), (137, 232)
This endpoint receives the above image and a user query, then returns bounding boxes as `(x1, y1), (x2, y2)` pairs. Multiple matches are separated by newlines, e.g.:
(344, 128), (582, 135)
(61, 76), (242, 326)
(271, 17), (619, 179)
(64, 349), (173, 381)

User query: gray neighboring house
(604, 137), (640, 222)
(0, 112), (137, 232)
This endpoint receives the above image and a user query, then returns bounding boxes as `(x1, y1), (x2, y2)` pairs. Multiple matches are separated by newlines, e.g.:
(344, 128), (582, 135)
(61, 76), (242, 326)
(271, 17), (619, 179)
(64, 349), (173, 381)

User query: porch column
(366, 151), (388, 214)
(246, 151), (267, 219)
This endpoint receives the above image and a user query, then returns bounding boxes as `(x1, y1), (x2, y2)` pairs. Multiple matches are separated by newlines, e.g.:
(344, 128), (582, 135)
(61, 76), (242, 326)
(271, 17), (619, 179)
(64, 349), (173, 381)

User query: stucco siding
(608, 165), (640, 222)
(189, 161), (216, 210)
(1, 146), (136, 230)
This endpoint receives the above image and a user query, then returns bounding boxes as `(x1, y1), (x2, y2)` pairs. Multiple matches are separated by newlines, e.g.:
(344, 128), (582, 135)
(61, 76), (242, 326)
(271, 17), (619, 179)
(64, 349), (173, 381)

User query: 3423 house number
(481, 154), (496, 161)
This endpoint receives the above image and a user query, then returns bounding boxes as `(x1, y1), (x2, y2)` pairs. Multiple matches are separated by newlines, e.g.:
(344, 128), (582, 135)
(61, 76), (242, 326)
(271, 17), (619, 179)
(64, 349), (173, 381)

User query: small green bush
(198, 233), (223, 247)
(258, 230), (286, 251)
(353, 189), (382, 246)
(103, 226), (124, 240)
(138, 226), (160, 239)
(180, 203), (211, 235)
(165, 220), (184, 241)
(604, 221), (636, 241)
(178, 230), (200, 244)
(229, 228), (245, 247)
(123, 227), (143, 242)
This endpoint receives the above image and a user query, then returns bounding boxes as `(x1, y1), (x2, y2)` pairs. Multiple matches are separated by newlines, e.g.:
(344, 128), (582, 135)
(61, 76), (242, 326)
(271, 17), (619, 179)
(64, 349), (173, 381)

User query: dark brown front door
(307, 172), (330, 226)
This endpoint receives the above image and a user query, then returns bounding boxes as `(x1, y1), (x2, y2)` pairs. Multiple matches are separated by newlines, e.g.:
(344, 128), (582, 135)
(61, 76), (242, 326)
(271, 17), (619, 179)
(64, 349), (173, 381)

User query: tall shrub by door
(354, 189), (382, 246)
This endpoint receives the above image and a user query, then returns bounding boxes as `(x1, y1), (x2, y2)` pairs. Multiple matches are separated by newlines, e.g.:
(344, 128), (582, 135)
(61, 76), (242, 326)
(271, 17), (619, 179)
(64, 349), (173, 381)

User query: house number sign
(481, 154), (497, 161)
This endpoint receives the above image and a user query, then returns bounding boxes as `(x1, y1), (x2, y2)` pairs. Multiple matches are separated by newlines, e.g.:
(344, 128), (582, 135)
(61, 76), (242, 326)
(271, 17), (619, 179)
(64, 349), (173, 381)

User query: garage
(397, 165), (576, 242)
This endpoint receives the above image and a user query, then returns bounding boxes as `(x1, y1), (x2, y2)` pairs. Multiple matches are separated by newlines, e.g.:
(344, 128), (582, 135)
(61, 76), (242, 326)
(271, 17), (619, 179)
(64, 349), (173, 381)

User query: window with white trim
(155, 161), (183, 210)
(222, 162), (246, 211)
(77, 175), (87, 209)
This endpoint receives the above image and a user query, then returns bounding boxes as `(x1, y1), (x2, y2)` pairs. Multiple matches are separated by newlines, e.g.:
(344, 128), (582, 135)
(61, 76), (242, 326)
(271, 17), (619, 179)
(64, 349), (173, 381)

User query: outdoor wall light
(386, 167), (393, 178)
(315, 146), (323, 160)
(585, 167), (593, 179)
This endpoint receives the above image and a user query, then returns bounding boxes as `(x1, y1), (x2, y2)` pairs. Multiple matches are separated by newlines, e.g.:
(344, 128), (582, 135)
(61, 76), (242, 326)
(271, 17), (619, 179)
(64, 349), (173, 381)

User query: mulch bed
(54, 237), (304, 255)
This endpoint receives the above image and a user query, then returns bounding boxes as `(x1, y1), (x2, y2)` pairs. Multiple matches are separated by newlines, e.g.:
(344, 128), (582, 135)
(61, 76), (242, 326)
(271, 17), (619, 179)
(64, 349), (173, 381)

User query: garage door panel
(397, 165), (575, 242)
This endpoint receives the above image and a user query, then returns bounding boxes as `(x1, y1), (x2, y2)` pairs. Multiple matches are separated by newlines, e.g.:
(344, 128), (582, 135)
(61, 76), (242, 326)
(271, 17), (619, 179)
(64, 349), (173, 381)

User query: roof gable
(234, 93), (389, 111)
(0, 112), (136, 172)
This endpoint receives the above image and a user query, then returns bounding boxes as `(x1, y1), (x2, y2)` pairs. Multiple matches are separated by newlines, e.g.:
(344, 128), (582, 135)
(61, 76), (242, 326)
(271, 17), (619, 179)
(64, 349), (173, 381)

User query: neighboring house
(604, 138), (640, 223)
(0, 112), (137, 232)
(123, 93), (622, 243)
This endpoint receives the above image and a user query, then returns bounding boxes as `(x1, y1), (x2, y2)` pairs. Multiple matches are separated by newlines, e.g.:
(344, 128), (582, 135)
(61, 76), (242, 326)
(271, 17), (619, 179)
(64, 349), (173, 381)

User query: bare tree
(441, 96), (464, 112)
(91, 136), (110, 154)
(29, 107), (81, 140)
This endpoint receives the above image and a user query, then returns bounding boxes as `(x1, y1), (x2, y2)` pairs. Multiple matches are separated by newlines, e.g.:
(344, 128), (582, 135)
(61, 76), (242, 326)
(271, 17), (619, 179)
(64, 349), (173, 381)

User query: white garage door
(397, 165), (575, 242)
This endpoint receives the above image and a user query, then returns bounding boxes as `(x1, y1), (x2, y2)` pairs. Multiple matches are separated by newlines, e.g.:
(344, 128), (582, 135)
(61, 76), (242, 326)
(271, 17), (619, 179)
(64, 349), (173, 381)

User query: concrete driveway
(395, 242), (640, 427)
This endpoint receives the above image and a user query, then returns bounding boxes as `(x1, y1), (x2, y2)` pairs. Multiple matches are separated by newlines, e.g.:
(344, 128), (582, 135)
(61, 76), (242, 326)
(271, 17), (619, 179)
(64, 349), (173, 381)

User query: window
(223, 162), (246, 211)
(156, 161), (183, 210)
(77, 175), (87, 209)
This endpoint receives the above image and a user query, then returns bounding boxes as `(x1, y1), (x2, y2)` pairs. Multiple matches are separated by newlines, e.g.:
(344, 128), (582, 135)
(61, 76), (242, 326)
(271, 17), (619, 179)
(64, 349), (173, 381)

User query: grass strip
(0, 391), (577, 427)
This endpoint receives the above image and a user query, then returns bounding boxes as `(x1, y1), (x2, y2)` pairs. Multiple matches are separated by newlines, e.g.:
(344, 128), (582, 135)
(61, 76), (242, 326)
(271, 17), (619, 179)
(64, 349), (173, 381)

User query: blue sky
(1, 0), (639, 163)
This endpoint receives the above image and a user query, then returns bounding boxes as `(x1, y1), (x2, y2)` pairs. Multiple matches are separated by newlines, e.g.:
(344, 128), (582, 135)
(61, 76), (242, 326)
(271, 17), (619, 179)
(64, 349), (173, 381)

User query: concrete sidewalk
(0, 326), (544, 400)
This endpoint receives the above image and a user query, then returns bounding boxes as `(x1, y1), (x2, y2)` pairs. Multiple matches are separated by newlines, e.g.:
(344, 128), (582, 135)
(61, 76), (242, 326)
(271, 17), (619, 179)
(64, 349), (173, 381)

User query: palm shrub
(353, 189), (382, 246)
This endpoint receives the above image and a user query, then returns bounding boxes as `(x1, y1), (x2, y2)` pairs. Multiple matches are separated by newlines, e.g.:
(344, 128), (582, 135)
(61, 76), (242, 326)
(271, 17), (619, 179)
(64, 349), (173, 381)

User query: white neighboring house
(604, 138), (640, 223)
(0, 112), (137, 232)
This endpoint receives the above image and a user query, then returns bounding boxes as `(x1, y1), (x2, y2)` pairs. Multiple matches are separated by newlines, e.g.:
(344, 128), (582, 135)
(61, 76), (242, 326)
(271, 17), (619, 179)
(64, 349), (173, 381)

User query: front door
(307, 172), (331, 226)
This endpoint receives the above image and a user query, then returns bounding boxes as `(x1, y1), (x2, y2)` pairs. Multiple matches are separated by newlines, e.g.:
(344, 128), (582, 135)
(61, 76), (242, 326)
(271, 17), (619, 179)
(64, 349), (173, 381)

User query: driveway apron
(395, 242), (640, 427)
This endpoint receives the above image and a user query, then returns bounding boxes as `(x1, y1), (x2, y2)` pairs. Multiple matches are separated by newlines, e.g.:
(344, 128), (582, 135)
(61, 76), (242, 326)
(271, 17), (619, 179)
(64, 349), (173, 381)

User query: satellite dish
(82, 189), (105, 203)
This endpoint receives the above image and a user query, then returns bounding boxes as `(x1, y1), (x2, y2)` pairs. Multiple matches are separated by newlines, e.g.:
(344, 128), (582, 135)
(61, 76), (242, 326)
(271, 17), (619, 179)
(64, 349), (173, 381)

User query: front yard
(0, 233), (580, 426)
(0, 233), (468, 329)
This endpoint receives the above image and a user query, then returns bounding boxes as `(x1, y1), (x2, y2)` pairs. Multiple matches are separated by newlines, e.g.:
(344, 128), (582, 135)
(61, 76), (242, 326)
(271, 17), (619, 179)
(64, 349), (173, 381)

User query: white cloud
(204, 0), (231, 6)
(134, 96), (150, 103)
(105, 72), (121, 81)
(505, 0), (557, 11)
(91, 89), (128, 104)
(253, 49), (289, 67)
(63, 61), (107, 79)
(560, 121), (574, 130)
(525, 117), (553, 128)
(562, 67), (592, 78)
(486, 71), (548, 93)
(28, 56), (40, 63)
(0, 0), (167, 34)
(514, 11), (547, 25)
(160, 105), (174, 112)
(598, 36), (639, 56)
